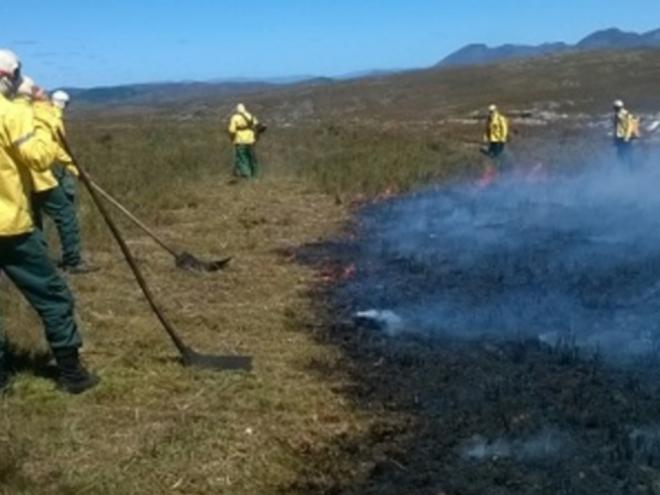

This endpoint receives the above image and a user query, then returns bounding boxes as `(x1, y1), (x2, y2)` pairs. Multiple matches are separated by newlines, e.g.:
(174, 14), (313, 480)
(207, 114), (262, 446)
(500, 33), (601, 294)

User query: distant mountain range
(64, 78), (337, 105)
(438, 27), (660, 66)
(64, 71), (397, 105)
(66, 27), (660, 107)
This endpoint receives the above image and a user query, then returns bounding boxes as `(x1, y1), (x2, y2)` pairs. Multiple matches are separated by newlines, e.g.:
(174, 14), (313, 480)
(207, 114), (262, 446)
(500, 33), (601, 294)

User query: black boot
(61, 260), (100, 275)
(54, 348), (99, 395)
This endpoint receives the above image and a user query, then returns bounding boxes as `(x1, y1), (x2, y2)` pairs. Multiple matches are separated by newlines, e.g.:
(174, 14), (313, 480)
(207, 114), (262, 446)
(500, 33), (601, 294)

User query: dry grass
(1, 173), (380, 494)
(0, 108), (597, 495)
(1, 48), (649, 493)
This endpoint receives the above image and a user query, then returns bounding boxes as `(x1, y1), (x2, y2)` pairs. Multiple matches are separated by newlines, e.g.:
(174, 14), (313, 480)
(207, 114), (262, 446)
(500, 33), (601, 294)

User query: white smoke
(346, 158), (660, 364)
(460, 430), (566, 463)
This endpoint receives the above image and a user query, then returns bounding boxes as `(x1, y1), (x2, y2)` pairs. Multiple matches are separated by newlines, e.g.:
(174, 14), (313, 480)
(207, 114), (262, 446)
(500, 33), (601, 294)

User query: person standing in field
(483, 104), (509, 168)
(15, 79), (95, 274)
(49, 91), (79, 204)
(477, 104), (510, 187)
(612, 99), (639, 168)
(228, 103), (264, 179)
(0, 49), (99, 395)
(49, 90), (97, 271)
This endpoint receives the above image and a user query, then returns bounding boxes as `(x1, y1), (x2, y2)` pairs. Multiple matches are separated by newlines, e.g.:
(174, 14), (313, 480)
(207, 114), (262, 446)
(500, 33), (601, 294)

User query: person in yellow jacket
(483, 104), (509, 166)
(227, 103), (264, 179)
(50, 90), (81, 201)
(16, 79), (93, 273)
(613, 99), (638, 167)
(0, 49), (98, 395)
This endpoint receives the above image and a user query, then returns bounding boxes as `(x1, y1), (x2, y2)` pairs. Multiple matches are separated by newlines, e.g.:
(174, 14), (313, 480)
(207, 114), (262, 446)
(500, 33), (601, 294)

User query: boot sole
(57, 375), (100, 395)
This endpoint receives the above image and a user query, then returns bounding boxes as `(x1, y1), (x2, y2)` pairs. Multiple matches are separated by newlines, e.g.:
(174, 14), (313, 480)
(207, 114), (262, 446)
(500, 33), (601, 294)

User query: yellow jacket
(614, 109), (638, 142)
(228, 111), (258, 145)
(0, 94), (58, 236)
(12, 99), (77, 193)
(14, 98), (59, 193)
(34, 101), (78, 176)
(485, 112), (509, 143)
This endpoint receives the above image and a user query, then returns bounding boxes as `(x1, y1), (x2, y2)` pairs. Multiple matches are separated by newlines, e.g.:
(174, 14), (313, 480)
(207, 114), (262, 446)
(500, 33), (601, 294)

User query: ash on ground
(294, 162), (660, 495)
(342, 165), (660, 364)
(460, 430), (567, 464)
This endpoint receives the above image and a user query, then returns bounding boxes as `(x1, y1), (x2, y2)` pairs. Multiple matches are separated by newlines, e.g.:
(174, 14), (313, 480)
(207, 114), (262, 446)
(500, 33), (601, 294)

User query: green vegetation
(2, 168), (360, 494)
(68, 115), (476, 213)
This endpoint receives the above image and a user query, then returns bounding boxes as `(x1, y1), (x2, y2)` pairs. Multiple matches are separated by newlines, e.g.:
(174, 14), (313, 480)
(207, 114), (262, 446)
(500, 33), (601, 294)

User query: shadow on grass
(0, 443), (31, 494)
(284, 236), (660, 495)
(6, 347), (57, 381)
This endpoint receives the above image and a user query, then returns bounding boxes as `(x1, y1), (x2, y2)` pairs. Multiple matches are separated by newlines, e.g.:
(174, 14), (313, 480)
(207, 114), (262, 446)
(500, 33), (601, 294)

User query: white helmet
(17, 76), (35, 97)
(236, 103), (247, 113)
(0, 49), (20, 77)
(613, 99), (624, 109)
(488, 104), (497, 113)
(0, 49), (22, 96)
(18, 76), (47, 101)
(51, 90), (70, 109)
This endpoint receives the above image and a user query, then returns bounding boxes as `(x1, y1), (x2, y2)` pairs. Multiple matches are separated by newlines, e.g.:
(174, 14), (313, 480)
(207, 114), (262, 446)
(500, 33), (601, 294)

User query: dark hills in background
(65, 81), (279, 106)
(439, 27), (660, 66)
(67, 27), (660, 107)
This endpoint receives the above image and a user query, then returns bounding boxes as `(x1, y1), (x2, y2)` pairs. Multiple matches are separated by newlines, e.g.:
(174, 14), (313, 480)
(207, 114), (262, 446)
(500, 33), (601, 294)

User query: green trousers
(487, 142), (507, 169)
(234, 145), (259, 178)
(53, 166), (77, 203)
(32, 167), (82, 267)
(0, 230), (82, 363)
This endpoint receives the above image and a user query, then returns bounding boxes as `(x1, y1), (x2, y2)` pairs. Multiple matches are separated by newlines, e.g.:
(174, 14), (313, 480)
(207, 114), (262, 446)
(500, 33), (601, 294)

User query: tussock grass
(69, 117), (475, 210)
(0, 110), (603, 493)
(265, 125), (474, 197)
(2, 174), (369, 494)
(0, 49), (644, 492)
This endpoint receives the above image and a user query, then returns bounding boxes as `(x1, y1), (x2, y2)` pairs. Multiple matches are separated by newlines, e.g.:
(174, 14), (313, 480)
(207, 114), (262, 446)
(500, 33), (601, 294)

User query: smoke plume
(347, 161), (660, 364)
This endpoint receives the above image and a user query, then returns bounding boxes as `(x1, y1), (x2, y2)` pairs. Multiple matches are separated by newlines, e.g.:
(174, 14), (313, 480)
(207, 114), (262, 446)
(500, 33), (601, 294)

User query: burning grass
(284, 151), (660, 493)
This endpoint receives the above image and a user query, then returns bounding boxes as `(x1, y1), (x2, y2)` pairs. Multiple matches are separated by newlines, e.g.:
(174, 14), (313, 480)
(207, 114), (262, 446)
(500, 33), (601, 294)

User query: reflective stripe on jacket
(0, 94), (58, 236)
(228, 111), (258, 145)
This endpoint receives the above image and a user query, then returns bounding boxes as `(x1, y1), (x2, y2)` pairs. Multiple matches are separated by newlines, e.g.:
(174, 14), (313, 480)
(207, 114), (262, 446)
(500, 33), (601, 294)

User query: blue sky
(3, 0), (660, 89)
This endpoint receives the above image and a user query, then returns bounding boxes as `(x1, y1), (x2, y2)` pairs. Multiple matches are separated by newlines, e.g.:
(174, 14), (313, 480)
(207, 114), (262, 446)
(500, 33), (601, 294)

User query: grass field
(2, 48), (660, 494)
(1, 172), (362, 494)
(4, 112), (460, 494)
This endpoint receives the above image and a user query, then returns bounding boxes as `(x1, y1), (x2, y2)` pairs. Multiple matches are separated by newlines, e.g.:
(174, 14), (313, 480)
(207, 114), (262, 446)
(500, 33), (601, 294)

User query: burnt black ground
(295, 324), (660, 494)
(340, 167), (660, 361)
(291, 170), (660, 494)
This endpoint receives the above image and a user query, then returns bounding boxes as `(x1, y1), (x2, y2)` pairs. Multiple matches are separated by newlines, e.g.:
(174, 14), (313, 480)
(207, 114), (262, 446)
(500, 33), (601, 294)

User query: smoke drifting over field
(347, 163), (660, 363)
(461, 430), (567, 464)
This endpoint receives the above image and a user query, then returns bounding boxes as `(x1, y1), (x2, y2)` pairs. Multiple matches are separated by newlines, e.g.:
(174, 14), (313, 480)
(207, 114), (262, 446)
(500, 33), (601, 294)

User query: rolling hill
(65, 27), (660, 118)
(438, 27), (660, 66)
(69, 48), (660, 124)
(170, 48), (660, 121)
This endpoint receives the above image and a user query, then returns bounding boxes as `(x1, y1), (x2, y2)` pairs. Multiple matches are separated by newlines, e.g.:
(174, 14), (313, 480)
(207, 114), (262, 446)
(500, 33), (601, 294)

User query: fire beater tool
(86, 177), (231, 273)
(58, 131), (252, 371)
